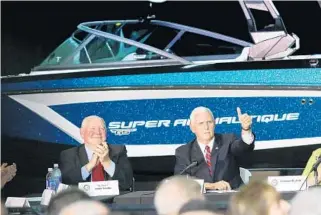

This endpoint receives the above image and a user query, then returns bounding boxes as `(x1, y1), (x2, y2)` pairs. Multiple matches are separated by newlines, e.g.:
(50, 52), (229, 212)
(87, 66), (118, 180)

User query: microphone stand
(299, 172), (310, 191)
(312, 157), (321, 187)
(179, 161), (198, 175)
(299, 157), (321, 190)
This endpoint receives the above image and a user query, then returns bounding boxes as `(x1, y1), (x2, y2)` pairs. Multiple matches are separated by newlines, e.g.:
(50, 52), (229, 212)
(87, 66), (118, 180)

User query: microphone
(299, 156), (321, 190)
(179, 161), (199, 175)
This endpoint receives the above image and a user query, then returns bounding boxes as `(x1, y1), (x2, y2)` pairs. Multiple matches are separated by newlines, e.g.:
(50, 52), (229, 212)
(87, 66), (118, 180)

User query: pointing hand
(237, 107), (252, 130)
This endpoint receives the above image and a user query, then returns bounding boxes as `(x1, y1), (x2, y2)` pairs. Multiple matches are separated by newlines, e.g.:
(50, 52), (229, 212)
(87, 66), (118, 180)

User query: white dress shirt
(198, 138), (215, 161)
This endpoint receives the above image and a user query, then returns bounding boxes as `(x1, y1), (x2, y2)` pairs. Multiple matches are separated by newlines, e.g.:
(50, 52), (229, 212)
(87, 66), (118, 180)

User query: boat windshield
(35, 20), (252, 71)
(38, 22), (182, 67)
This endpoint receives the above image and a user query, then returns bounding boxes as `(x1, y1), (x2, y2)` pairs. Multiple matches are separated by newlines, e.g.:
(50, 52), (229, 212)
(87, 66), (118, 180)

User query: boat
(2, 0), (321, 179)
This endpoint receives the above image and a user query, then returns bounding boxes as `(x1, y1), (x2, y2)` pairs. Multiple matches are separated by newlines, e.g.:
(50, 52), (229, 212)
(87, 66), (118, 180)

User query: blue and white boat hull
(2, 64), (321, 161)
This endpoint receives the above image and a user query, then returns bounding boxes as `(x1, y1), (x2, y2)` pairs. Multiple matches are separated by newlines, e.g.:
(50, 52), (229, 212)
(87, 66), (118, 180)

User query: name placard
(78, 180), (119, 196)
(57, 183), (70, 193)
(194, 179), (206, 194)
(5, 197), (30, 208)
(41, 189), (56, 206)
(267, 176), (307, 191)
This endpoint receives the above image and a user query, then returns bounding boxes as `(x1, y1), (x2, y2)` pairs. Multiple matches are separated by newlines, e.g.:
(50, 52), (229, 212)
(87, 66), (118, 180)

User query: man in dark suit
(59, 115), (133, 191)
(174, 106), (255, 190)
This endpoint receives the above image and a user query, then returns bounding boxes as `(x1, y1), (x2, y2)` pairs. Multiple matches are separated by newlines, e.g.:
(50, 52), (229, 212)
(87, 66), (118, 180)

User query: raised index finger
(237, 107), (242, 117)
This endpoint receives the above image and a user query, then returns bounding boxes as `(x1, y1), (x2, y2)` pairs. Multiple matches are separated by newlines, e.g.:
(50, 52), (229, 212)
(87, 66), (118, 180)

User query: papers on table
(26, 197), (42, 202)
(205, 189), (238, 193)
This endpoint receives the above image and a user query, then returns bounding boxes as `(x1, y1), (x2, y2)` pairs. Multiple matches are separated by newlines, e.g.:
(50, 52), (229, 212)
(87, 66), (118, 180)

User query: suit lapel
(105, 144), (113, 180)
(108, 144), (115, 160)
(191, 139), (212, 181)
(191, 139), (205, 166)
(78, 144), (89, 168)
(211, 134), (222, 180)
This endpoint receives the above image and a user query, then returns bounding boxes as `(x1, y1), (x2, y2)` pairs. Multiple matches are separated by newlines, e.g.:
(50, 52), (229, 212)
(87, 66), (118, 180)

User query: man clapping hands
(60, 115), (133, 190)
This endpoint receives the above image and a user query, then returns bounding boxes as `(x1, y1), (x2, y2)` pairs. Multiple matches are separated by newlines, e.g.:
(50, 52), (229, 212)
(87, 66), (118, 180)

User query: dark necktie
(92, 162), (105, 181)
(205, 145), (213, 176)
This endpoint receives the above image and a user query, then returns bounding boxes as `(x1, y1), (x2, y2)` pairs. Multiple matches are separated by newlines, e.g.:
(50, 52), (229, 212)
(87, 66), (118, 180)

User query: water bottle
(52, 163), (62, 191)
(45, 168), (54, 190)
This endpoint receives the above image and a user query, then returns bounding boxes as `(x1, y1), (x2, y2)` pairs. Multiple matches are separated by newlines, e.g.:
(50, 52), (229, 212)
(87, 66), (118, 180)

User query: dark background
(1, 1), (321, 197)
(2, 1), (321, 76)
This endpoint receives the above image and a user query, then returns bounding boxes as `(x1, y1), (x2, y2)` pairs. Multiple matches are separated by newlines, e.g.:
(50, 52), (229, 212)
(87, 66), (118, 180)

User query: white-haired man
(174, 106), (255, 190)
(58, 199), (109, 215)
(59, 115), (133, 190)
(154, 175), (205, 215)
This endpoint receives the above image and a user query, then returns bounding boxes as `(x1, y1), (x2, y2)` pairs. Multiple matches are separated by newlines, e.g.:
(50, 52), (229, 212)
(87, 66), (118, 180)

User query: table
(114, 190), (298, 204)
(112, 190), (299, 215)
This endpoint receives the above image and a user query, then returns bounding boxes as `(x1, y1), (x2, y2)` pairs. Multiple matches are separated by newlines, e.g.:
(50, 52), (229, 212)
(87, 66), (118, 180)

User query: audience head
(289, 187), (321, 215)
(80, 115), (107, 148)
(46, 187), (91, 215)
(58, 199), (109, 215)
(179, 199), (223, 215)
(154, 175), (205, 215)
(189, 106), (215, 144)
(227, 180), (290, 215)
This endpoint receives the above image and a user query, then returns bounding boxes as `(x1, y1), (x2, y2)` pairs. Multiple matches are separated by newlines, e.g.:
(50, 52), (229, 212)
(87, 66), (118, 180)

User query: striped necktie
(205, 145), (213, 176)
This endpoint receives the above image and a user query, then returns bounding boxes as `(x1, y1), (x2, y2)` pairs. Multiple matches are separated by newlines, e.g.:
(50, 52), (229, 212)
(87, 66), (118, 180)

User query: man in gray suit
(59, 115), (133, 191)
(174, 106), (255, 190)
